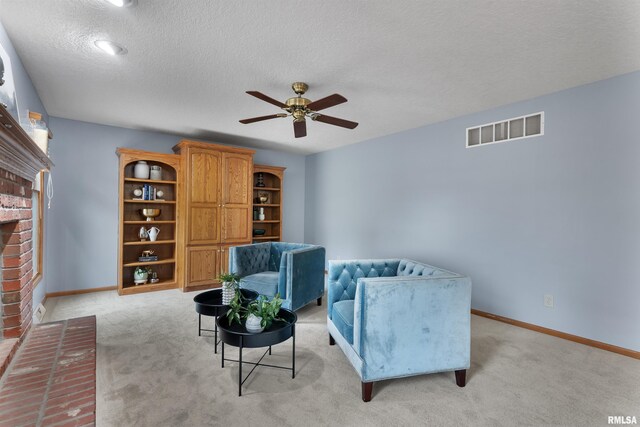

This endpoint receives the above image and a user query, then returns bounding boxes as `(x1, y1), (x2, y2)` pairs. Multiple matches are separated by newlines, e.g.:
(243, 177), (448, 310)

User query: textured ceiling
(1, 1), (640, 154)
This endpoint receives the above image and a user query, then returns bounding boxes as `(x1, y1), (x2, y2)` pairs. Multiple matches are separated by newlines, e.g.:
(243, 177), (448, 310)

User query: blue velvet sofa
(229, 242), (326, 311)
(327, 258), (471, 401)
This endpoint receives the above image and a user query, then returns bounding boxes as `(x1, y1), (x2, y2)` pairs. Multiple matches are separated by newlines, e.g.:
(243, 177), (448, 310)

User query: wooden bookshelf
(116, 148), (181, 295)
(252, 165), (285, 243)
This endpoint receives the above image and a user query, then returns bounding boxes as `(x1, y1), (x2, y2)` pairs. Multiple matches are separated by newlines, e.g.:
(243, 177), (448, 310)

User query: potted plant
(226, 292), (283, 333)
(133, 266), (151, 284)
(219, 272), (241, 305)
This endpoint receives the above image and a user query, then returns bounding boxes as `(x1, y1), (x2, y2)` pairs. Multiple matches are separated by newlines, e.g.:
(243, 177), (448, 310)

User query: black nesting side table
(193, 288), (259, 353)
(217, 308), (297, 396)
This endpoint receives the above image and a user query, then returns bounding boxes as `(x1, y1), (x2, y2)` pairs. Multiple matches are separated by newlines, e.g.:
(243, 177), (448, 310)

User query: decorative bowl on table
(253, 229), (266, 236)
(140, 208), (161, 221)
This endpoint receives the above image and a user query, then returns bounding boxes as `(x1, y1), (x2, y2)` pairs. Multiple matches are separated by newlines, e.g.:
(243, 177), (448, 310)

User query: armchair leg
(362, 382), (373, 402)
(455, 369), (466, 387)
(317, 296), (322, 306)
(329, 334), (335, 345)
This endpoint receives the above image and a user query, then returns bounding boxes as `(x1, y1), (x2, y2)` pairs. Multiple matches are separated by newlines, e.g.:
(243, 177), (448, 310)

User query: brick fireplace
(1, 167), (34, 340)
(0, 104), (52, 377)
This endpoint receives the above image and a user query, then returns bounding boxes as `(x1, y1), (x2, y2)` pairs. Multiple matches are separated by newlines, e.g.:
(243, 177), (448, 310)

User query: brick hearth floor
(0, 316), (96, 427)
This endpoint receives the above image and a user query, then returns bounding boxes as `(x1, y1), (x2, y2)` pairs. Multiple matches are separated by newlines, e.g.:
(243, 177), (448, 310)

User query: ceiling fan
(239, 82), (358, 138)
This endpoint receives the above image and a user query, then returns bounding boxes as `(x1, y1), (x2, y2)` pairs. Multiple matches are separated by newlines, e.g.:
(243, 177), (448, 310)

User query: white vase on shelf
(134, 161), (150, 179)
(258, 207), (265, 221)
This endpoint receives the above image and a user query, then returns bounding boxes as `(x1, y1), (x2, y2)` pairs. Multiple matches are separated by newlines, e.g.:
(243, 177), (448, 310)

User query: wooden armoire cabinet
(173, 140), (255, 290)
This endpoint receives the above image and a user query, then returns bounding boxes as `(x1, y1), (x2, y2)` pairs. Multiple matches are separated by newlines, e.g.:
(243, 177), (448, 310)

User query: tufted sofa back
(328, 260), (400, 317)
(229, 242), (271, 277)
(327, 258), (460, 317)
(397, 259), (456, 277)
(269, 242), (312, 271)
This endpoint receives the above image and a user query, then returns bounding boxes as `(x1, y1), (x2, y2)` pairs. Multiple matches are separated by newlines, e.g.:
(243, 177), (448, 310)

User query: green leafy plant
(247, 294), (283, 329)
(226, 291), (283, 329)
(218, 272), (241, 283)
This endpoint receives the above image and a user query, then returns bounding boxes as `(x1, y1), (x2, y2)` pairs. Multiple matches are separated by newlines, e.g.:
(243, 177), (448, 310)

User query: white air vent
(466, 112), (544, 148)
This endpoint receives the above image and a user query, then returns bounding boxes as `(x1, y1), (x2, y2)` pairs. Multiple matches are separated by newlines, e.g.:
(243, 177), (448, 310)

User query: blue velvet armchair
(229, 242), (326, 311)
(327, 259), (471, 401)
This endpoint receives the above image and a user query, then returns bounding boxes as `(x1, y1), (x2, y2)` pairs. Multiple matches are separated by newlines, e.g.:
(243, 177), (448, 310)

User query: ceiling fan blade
(313, 114), (358, 129)
(246, 91), (288, 109)
(239, 114), (286, 124)
(307, 93), (348, 111)
(294, 120), (307, 138)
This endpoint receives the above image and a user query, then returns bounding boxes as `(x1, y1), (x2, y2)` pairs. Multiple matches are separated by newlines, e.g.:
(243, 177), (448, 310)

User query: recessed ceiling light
(104, 0), (136, 7)
(94, 40), (128, 56)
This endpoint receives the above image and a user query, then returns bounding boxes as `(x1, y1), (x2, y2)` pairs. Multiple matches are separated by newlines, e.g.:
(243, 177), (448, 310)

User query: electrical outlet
(544, 294), (554, 308)
(33, 303), (46, 323)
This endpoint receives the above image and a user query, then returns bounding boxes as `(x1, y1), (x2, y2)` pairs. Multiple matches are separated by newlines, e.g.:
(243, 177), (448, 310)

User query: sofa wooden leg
(455, 369), (466, 387)
(329, 334), (335, 346)
(362, 382), (373, 402)
(317, 296), (322, 306)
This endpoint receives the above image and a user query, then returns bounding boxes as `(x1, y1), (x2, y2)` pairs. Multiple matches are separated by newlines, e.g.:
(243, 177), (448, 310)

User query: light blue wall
(305, 71), (640, 351)
(0, 22), (49, 310)
(46, 117), (305, 293)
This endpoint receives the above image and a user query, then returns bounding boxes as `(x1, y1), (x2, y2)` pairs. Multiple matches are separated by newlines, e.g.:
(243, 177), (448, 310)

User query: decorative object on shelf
(219, 272), (241, 305)
(258, 192), (269, 204)
(156, 190), (164, 199)
(139, 249), (158, 262)
(27, 111), (49, 155)
(138, 226), (149, 241)
(226, 292), (283, 333)
(253, 229), (266, 236)
(134, 160), (150, 179)
(141, 184), (159, 200)
(150, 271), (159, 283)
(133, 188), (143, 198)
(134, 266), (150, 284)
(258, 207), (265, 221)
(256, 172), (265, 187)
(0, 41), (19, 120)
(150, 165), (162, 180)
(253, 209), (259, 220)
(147, 226), (160, 242)
(140, 208), (161, 221)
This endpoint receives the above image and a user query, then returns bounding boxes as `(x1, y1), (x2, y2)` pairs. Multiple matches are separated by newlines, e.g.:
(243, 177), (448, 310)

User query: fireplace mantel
(0, 104), (53, 181)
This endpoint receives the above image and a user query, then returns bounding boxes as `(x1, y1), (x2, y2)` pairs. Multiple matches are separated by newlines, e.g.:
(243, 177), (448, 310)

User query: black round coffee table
(193, 288), (259, 353)
(217, 308), (297, 396)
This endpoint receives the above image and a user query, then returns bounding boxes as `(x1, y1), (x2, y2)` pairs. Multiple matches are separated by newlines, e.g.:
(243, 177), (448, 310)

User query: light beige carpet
(43, 290), (639, 427)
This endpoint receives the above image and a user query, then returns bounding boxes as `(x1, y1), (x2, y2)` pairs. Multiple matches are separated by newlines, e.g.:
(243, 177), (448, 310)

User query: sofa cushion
(239, 271), (279, 297)
(332, 300), (355, 345)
